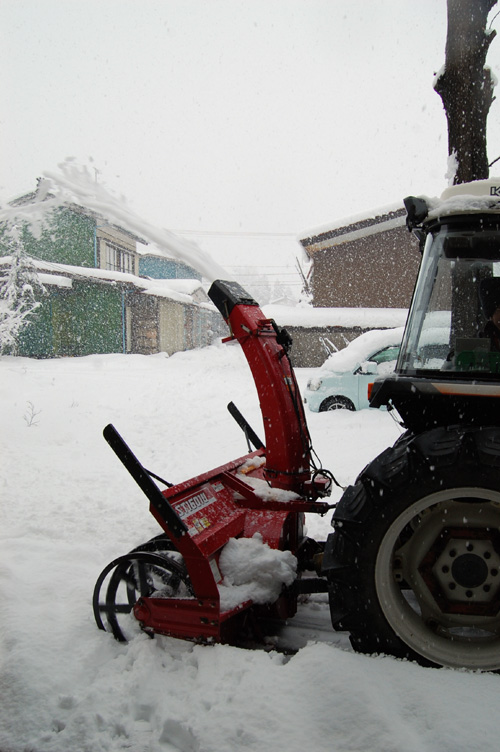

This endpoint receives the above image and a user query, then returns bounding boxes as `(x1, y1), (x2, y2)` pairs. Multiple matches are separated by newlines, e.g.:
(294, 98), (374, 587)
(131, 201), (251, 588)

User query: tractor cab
(370, 179), (500, 432)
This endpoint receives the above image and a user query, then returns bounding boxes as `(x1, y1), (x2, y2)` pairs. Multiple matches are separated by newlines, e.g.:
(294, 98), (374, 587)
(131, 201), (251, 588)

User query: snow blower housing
(95, 179), (500, 671)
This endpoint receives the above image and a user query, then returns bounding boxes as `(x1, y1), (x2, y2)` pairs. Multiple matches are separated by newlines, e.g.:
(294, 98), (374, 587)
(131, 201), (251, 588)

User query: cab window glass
(398, 228), (500, 374)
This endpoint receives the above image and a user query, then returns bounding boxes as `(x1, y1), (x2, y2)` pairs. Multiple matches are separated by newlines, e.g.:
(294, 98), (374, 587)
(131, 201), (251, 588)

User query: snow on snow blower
(95, 179), (500, 671)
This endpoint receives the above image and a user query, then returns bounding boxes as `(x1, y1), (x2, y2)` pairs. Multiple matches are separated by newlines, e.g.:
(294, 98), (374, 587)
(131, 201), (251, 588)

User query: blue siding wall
(139, 256), (201, 280)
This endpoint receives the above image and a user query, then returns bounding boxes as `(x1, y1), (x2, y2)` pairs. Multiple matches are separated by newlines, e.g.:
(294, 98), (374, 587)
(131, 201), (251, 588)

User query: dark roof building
(298, 204), (421, 309)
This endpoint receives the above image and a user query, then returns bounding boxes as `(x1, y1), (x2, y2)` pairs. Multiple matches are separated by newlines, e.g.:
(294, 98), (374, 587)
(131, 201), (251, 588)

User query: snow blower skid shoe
(93, 280), (334, 645)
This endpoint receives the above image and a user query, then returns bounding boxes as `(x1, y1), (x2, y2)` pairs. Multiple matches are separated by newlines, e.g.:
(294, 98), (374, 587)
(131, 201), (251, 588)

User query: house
(298, 204), (421, 309)
(1, 188), (226, 357)
(282, 204), (421, 366)
(0, 255), (226, 358)
(9, 191), (143, 275)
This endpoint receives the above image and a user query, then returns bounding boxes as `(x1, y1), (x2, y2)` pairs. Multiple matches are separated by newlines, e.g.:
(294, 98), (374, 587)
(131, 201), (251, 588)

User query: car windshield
(398, 222), (500, 375)
(369, 346), (400, 365)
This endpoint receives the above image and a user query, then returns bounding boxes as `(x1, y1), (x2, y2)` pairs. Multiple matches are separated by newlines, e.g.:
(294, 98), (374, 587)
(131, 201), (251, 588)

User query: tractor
(94, 178), (500, 672)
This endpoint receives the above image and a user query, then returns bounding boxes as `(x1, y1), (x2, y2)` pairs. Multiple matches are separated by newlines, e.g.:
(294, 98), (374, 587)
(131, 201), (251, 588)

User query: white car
(304, 328), (404, 412)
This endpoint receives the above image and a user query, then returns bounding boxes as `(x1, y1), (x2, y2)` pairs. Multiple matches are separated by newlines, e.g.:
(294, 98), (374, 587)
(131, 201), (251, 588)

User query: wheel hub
(451, 553), (489, 589)
(418, 525), (500, 616)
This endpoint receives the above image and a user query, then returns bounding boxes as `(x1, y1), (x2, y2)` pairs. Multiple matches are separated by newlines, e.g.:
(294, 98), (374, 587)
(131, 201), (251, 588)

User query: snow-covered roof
(0, 255), (211, 307)
(37, 272), (72, 288)
(142, 279), (209, 306)
(135, 242), (200, 267)
(136, 241), (171, 258)
(10, 189), (148, 245)
(262, 304), (408, 329)
(6, 168), (227, 283)
(298, 202), (405, 254)
(161, 278), (204, 295)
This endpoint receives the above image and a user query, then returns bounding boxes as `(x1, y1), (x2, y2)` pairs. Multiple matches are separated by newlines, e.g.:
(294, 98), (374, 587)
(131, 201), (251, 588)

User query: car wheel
(319, 396), (355, 412)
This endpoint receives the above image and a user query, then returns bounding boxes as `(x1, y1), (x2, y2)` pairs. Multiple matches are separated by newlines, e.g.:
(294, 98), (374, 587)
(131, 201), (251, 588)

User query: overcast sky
(2, 1), (500, 245)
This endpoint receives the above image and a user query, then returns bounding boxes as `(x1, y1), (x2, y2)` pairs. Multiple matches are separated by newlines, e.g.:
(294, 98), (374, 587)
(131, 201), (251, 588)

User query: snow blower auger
(93, 280), (335, 646)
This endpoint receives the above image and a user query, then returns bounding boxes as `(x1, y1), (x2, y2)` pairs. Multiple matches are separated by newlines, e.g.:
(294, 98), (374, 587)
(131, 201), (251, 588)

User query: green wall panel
(17, 282), (124, 357)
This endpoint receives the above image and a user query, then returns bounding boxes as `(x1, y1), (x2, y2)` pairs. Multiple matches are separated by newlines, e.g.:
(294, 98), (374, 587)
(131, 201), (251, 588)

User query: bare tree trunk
(434, 0), (497, 184)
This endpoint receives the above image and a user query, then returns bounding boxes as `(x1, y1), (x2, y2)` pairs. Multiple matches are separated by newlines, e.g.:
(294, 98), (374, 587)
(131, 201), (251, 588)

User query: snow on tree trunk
(0, 226), (44, 355)
(434, 0), (497, 184)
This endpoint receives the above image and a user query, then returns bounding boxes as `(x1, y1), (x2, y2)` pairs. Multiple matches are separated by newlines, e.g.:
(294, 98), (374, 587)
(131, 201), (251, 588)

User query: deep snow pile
(218, 533), (297, 611)
(1, 343), (500, 752)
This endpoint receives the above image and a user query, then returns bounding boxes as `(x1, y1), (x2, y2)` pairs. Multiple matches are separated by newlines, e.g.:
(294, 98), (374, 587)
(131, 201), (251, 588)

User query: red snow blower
(93, 279), (335, 645)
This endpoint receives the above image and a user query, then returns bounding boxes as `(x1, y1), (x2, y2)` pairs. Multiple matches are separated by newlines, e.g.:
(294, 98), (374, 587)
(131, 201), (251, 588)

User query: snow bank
(1, 346), (499, 752)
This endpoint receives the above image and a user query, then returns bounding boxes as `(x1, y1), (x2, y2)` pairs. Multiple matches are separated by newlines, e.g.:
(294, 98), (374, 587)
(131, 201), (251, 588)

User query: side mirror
(360, 360), (378, 375)
(404, 196), (428, 230)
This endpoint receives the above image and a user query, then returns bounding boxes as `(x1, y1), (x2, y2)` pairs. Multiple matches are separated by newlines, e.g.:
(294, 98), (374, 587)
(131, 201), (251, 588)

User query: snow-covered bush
(0, 224), (44, 355)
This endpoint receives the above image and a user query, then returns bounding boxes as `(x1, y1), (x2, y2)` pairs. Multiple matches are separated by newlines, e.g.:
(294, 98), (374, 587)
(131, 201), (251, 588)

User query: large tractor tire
(325, 426), (500, 671)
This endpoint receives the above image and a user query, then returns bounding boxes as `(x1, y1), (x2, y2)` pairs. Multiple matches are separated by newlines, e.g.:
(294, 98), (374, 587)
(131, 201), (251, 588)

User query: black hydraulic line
(103, 424), (187, 538)
(227, 401), (265, 451)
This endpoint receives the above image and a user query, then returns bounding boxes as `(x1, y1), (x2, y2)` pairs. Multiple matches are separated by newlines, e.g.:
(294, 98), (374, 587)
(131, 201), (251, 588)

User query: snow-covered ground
(1, 342), (499, 752)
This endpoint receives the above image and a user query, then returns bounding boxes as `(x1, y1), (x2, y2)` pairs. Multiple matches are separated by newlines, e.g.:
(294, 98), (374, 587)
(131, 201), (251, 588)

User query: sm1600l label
(175, 486), (216, 521)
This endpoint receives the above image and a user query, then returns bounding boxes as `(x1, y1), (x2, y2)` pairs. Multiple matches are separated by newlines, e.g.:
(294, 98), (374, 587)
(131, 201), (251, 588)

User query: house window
(103, 240), (135, 274)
